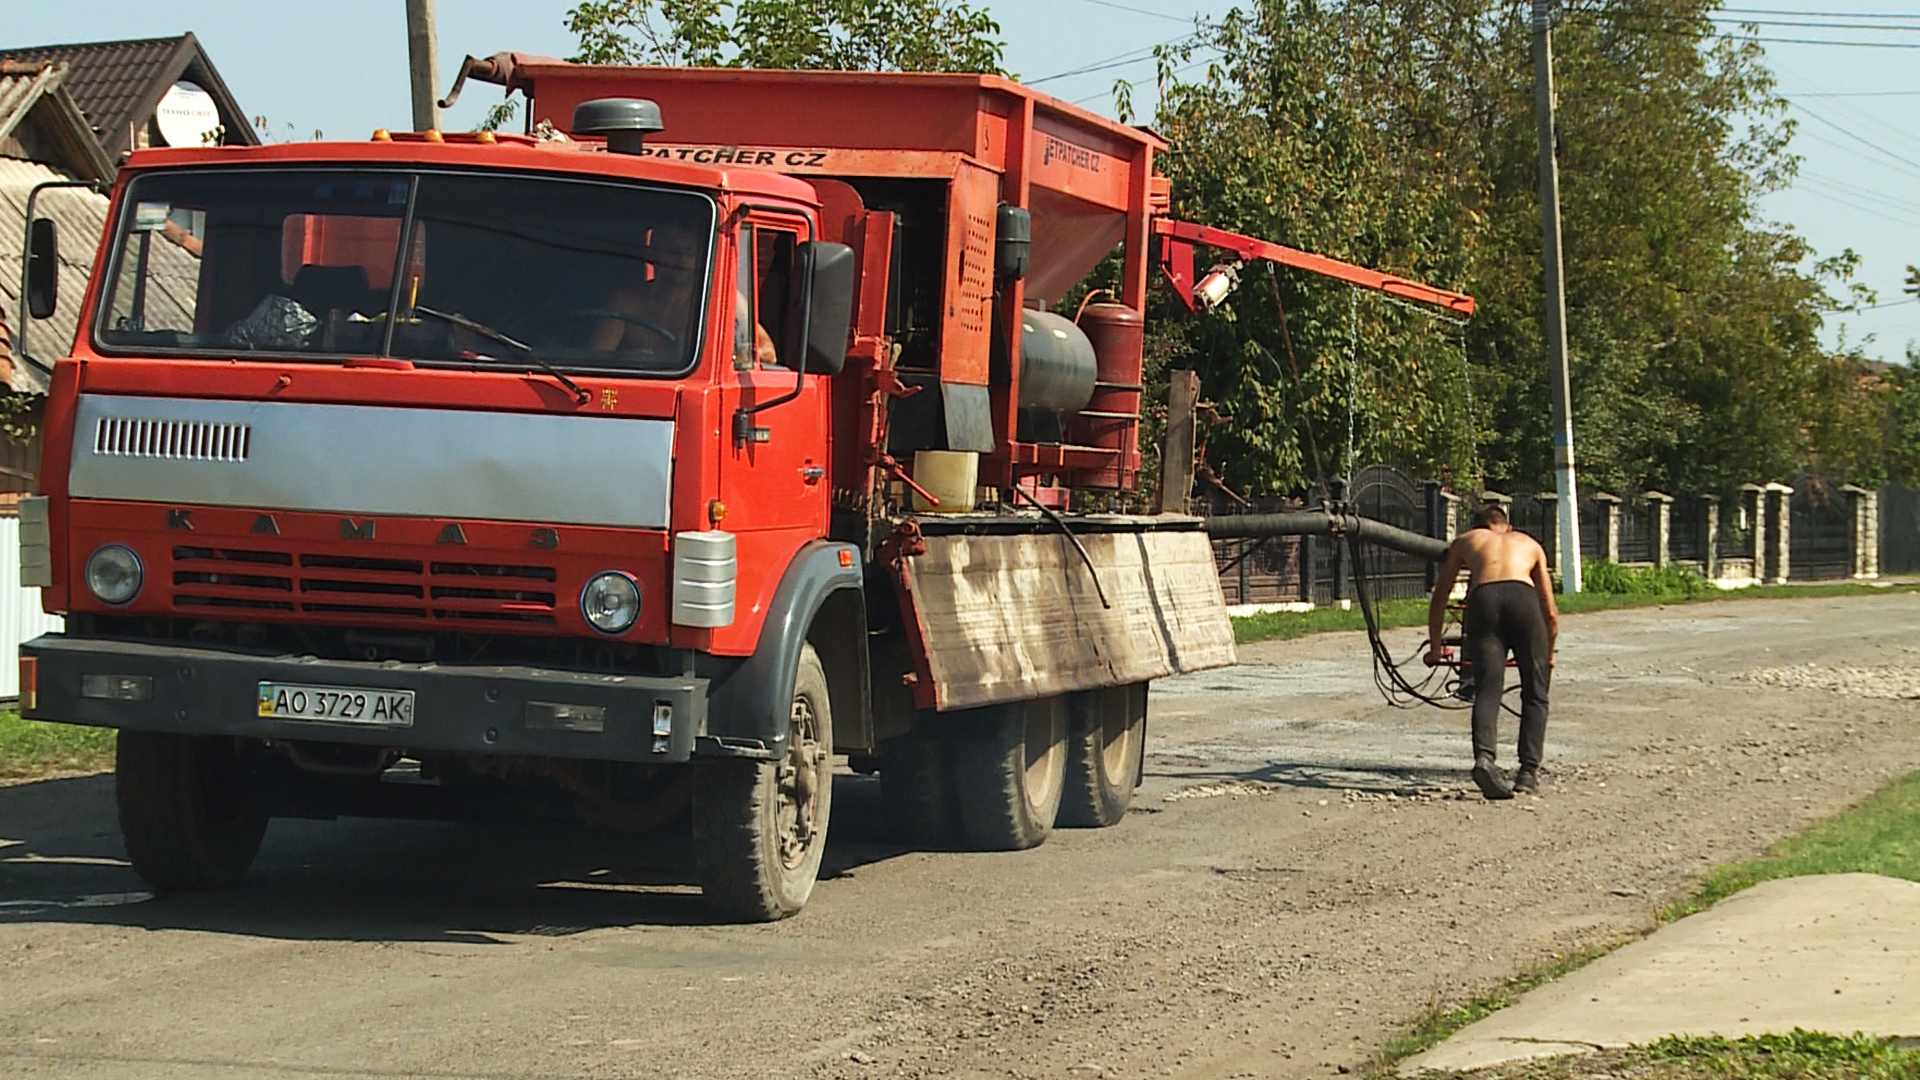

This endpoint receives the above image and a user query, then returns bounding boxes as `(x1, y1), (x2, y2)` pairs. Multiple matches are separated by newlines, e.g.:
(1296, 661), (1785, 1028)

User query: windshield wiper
(412, 304), (590, 404)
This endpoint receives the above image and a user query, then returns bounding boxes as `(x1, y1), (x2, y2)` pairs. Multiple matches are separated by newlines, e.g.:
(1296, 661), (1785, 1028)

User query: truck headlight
(581, 571), (640, 634)
(86, 544), (144, 606)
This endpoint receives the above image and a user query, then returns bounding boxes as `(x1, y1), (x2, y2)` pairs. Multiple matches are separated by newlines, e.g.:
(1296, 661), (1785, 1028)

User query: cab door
(715, 215), (832, 624)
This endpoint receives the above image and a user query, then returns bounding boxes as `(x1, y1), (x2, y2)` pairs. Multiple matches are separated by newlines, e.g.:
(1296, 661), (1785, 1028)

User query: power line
(1799, 170), (1920, 216)
(1028, 31), (1203, 86)
(1579, 14), (1920, 48)
(1718, 7), (1920, 19)
(1724, 33), (1920, 47)
(1071, 55), (1215, 108)
(1789, 178), (1920, 231)
(1067, 0), (1195, 24)
(1711, 16), (1920, 31)
(1794, 89), (1920, 97)
(1788, 100), (1920, 179)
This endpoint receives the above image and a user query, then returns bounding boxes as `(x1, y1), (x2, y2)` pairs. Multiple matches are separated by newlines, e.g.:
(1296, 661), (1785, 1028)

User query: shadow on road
(0, 770), (909, 941)
(1151, 758), (1469, 796)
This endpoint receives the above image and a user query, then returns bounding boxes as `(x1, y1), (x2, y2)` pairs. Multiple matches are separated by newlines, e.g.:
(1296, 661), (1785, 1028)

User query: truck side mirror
(25, 218), (58, 320)
(787, 240), (855, 376)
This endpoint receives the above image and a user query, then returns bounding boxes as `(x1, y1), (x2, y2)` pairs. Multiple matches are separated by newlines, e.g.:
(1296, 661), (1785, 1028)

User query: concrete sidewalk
(1399, 873), (1920, 1074)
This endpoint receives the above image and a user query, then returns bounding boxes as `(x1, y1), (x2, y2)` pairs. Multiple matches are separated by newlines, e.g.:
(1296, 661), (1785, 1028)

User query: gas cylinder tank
(1018, 309), (1098, 414)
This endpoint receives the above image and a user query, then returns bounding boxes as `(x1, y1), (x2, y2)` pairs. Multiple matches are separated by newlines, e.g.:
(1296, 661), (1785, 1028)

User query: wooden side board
(902, 528), (1237, 711)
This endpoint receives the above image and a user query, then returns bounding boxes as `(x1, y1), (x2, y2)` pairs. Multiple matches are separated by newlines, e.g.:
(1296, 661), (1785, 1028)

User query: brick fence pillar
(1766, 482), (1793, 584)
(1534, 491), (1558, 571)
(1740, 484), (1766, 570)
(1842, 484), (1878, 579)
(1423, 481), (1452, 591)
(1645, 490), (1673, 567)
(1702, 494), (1721, 580)
(1594, 492), (1621, 563)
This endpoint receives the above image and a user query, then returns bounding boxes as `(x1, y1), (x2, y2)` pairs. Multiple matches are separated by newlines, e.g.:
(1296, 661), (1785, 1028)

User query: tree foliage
(1149, 0), (1875, 497)
(565, 0), (1004, 73)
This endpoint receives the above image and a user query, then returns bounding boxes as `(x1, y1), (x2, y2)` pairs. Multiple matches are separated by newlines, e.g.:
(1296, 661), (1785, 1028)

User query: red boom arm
(1153, 218), (1475, 318)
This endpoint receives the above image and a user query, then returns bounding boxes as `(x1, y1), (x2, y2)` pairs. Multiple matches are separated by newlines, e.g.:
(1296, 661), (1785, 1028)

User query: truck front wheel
(693, 642), (834, 921)
(1059, 683), (1147, 827)
(116, 731), (269, 892)
(951, 695), (1067, 850)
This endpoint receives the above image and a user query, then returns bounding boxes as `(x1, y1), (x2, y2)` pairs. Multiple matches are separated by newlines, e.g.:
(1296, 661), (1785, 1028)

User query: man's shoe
(1471, 754), (1513, 801)
(1512, 766), (1540, 795)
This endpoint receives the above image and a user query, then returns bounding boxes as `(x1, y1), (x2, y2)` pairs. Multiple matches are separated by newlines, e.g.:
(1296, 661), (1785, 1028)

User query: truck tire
(880, 713), (960, 848)
(1059, 683), (1147, 828)
(115, 731), (269, 892)
(950, 695), (1067, 850)
(693, 642), (833, 921)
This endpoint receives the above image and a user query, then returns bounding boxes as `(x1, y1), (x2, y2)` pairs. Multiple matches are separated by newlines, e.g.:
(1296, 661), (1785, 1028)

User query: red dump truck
(17, 60), (1470, 920)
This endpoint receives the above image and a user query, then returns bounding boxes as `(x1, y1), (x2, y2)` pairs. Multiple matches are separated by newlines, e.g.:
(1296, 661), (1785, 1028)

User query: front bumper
(21, 634), (709, 764)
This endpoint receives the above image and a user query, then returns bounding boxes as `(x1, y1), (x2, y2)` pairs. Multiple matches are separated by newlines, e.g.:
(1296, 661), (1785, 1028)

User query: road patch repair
(1399, 872), (1920, 1073)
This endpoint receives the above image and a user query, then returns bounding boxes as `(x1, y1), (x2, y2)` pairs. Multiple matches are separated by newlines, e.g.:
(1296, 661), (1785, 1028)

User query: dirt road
(4, 592), (1917, 1080)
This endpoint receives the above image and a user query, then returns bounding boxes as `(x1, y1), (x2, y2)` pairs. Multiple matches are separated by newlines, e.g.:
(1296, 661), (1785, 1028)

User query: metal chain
(1458, 319), (1482, 486)
(1345, 289), (1359, 484)
(1371, 292), (1482, 488)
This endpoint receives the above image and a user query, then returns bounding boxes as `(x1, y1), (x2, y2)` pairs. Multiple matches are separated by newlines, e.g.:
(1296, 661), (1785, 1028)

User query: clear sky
(10, 2), (1920, 363)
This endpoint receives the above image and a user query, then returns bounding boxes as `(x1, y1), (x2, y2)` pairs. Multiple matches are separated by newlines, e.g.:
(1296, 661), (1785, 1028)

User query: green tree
(1148, 0), (1871, 497)
(1150, 0), (1485, 494)
(1879, 356), (1920, 488)
(565, 0), (1004, 73)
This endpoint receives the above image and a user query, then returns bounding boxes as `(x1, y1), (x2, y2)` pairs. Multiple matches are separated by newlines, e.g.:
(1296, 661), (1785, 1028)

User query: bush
(1580, 559), (1717, 599)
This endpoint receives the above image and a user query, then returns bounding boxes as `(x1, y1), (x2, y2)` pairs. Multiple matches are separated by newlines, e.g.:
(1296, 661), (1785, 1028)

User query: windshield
(95, 168), (714, 375)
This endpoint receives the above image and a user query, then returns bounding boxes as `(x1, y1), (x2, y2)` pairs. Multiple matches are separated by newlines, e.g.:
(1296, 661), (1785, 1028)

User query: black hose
(1202, 511), (1450, 562)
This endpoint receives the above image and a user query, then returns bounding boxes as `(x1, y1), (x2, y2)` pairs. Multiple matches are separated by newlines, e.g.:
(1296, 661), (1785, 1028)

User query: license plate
(257, 682), (414, 727)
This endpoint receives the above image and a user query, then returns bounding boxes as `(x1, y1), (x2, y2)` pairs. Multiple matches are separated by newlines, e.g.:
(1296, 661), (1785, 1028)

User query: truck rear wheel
(693, 642), (833, 921)
(1059, 683), (1147, 827)
(950, 695), (1067, 850)
(880, 713), (960, 848)
(116, 731), (269, 892)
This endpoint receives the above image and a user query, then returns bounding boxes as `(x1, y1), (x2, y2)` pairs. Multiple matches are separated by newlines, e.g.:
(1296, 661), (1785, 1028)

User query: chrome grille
(95, 416), (251, 462)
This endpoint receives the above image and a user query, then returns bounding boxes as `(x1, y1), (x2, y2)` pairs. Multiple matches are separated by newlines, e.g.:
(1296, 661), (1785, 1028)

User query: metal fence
(1789, 477), (1852, 581)
(1669, 495), (1708, 565)
(1495, 484), (1556, 567)
(1349, 466), (1433, 602)
(1883, 485), (1920, 575)
(1617, 497), (1655, 564)
(1207, 468), (1892, 604)
(1204, 468), (1448, 606)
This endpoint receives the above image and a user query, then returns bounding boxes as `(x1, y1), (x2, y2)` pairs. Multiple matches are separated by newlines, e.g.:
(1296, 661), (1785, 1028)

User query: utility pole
(406, 0), (441, 132)
(1532, 0), (1581, 593)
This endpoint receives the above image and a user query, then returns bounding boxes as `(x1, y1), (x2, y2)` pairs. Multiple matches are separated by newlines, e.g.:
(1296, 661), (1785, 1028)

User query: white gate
(0, 515), (65, 700)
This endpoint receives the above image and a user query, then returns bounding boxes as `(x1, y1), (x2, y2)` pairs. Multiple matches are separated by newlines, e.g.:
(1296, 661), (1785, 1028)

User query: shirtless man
(1424, 502), (1560, 800)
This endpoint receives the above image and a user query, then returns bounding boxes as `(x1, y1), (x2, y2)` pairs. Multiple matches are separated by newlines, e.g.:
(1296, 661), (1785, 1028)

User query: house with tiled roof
(0, 59), (110, 394)
(0, 33), (257, 159)
(0, 33), (256, 395)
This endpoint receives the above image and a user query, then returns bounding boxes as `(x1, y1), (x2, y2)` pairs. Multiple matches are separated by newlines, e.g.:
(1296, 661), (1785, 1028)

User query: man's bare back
(1425, 512), (1559, 669)
(1451, 526), (1550, 589)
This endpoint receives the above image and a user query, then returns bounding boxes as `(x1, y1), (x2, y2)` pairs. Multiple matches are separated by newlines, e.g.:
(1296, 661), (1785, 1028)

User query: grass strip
(1661, 769), (1920, 922)
(1374, 769), (1920, 1076)
(1370, 945), (1614, 1068)
(1235, 580), (1920, 645)
(1390, 1031), (1920, 1079)
(0, 709), (115, 781)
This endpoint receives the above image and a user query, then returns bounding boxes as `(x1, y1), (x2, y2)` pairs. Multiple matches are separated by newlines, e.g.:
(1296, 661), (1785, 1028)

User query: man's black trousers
(1462, 580), (1551, 768)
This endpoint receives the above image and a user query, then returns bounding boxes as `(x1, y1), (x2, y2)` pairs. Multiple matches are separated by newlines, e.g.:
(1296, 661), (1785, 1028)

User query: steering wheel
(560, 307), (679, 350)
